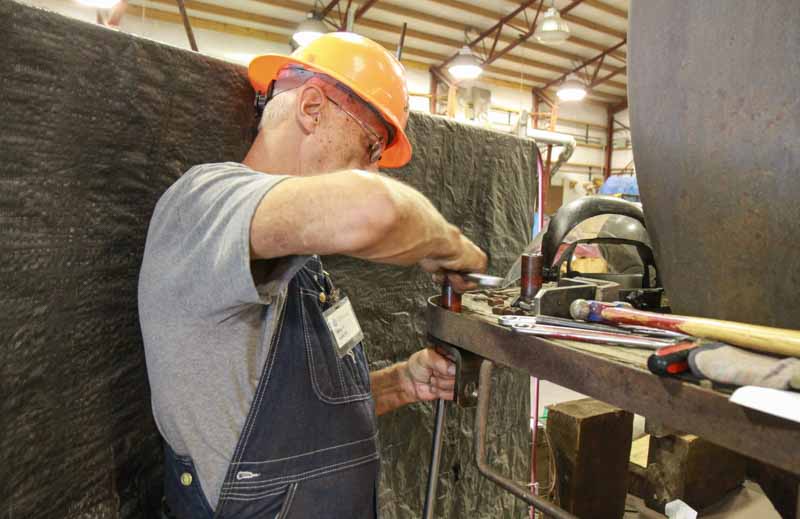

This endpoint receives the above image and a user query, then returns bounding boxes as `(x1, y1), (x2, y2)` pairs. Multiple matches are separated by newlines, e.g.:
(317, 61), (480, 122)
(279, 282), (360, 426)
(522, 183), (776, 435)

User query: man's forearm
(370, 362), (415, 416)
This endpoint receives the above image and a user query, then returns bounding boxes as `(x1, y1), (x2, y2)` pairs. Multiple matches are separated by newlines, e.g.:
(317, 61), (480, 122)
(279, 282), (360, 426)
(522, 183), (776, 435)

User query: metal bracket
(430, 338), (482, 407)
(533, 284), (596, 318)
(563, 276), (621, 302)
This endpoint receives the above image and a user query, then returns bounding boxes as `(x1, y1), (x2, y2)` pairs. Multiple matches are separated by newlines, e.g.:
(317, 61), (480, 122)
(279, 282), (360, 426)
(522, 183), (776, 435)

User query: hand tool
(498, 314), (629, 334)
(617, 324), (691, 340)
(571, 299), (800, 358)
(499, 315), (691, 345)
(647, 341), (701, 375)
(464, 272), (504, 288)
(510, 322), (673, 349)
(423, 279), (460, 519)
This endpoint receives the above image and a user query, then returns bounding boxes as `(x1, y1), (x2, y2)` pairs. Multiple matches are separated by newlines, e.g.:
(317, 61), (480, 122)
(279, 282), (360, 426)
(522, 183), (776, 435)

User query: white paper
(729, 386), (800, 424)
(665, 499), (697, 519)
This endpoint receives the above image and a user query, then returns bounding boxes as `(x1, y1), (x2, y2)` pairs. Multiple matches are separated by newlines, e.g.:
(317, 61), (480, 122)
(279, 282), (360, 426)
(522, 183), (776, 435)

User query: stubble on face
(302, 105), (375, 175)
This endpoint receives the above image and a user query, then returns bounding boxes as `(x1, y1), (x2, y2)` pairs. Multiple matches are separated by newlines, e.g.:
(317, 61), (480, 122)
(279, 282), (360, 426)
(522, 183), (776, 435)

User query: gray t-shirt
(138, 162), (307, 509)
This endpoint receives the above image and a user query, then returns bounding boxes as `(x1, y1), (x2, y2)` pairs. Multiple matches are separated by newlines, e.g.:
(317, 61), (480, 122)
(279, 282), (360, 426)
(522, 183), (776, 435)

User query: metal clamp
(433, 341), (482, 407)
(475, 360), (579, 519)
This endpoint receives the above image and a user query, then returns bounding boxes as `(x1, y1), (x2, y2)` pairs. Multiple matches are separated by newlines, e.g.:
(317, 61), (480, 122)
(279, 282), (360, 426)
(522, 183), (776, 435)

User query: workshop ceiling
(128, 0), (629, 105)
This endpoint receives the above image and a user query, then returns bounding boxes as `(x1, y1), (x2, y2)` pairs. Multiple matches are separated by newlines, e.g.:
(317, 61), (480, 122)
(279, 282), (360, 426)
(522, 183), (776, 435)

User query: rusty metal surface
(628, 0), (800, 328)
(426, 297), (800, 475)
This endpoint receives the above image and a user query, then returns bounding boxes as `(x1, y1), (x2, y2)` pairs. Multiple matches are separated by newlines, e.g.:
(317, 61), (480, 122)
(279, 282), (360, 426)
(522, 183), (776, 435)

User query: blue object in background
(599, 174), (639, 200)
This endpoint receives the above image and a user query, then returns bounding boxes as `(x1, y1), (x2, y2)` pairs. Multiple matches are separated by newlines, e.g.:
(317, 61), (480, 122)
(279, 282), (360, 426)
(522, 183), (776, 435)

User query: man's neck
(242, 131), (302, 176)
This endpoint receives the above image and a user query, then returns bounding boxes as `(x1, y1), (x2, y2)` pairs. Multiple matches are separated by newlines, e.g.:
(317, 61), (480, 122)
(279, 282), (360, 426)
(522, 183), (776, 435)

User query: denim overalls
(164, 256), (379, 518)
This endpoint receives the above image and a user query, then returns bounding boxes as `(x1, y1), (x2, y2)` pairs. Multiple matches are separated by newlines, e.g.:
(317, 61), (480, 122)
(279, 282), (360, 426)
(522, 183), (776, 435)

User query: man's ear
(296, 84), (326, 135)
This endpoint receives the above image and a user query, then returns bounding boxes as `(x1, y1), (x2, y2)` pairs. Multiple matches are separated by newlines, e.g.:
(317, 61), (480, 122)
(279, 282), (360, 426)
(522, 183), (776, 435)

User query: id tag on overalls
(323, 297), (364, 358)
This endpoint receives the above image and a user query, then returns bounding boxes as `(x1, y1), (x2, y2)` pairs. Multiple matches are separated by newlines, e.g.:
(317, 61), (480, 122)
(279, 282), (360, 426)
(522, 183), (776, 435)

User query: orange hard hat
(249, 33), (412, 169)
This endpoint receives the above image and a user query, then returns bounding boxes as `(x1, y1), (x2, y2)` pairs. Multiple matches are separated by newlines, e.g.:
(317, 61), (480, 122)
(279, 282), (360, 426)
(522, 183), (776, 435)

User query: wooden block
(645, 434), (746, 512)
(546, 398), (634, 519)
(628, 435), (652, 500)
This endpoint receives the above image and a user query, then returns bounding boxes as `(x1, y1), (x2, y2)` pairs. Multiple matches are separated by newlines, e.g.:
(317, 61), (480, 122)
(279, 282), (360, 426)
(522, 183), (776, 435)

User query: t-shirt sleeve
(140, 163), (297, 318)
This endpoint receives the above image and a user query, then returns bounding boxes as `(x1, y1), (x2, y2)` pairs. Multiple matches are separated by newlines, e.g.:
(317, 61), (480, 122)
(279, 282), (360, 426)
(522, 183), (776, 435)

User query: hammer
(570, 299), (800, 358)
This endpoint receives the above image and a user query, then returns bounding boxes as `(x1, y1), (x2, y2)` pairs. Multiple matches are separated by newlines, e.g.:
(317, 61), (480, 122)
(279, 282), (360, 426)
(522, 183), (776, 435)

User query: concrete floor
(532, 381), (784, 518)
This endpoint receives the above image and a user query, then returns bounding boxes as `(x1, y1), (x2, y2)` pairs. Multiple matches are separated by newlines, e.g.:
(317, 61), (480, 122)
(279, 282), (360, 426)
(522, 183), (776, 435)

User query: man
(139, 32), (486, 519)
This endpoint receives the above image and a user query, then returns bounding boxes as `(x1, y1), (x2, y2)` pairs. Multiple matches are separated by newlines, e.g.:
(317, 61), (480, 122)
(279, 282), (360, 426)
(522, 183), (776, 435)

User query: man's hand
(431, 272), (479, 294)
(419, 231), (488, 292)
(370, 347), (456, 415)
(399, 348), (456, 402)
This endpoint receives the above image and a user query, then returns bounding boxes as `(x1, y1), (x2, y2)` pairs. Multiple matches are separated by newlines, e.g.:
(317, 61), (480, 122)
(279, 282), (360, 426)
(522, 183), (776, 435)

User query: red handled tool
(647, 341), (700, 375)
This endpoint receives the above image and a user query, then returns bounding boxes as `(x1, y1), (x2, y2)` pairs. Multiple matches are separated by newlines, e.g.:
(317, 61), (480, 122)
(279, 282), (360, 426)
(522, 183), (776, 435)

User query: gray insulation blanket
(1, 1), (536, 517)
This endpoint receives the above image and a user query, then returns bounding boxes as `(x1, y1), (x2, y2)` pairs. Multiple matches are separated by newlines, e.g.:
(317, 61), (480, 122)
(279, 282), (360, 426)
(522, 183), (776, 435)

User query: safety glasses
(266, 65), (393, 165)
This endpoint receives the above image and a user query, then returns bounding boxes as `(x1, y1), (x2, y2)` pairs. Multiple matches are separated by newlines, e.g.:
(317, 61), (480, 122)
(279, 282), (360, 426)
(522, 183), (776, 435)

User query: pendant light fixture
(292, 12), (329, 47)
(534, 5), (570, 44)
(448, 46), (483, 81)
(556, 74), (587, 102)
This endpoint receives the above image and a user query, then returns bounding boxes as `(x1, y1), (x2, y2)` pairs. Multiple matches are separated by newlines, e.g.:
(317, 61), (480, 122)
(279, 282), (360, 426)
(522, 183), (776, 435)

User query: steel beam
(592, 65), (626, 88)
(438, 0), (539, 70)
(320, 0), (341, 18)
(354, 0), (378, 21)
(541, 39), (627, 91)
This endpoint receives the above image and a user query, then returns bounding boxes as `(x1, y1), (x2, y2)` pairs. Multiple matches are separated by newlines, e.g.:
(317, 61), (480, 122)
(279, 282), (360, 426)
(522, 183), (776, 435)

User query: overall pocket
(219, 481), (298, 519)
(299, 286), (372, 404)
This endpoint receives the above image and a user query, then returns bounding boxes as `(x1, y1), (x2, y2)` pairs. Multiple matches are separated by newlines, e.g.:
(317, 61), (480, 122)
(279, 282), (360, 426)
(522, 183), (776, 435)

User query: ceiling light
(534, 7), (570, 44)
(448, 46), (483, 81)
(557, 74), (587, 102)
(292, 12), (329, 47)
(76, 0), (120, 7)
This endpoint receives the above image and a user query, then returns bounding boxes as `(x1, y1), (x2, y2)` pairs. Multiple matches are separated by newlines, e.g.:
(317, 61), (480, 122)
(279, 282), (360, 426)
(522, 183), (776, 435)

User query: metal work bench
(426, 293), (800, 479)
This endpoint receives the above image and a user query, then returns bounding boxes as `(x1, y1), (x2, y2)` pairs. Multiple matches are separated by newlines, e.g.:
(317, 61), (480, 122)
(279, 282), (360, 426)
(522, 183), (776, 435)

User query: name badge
(323, 296), (364, 358)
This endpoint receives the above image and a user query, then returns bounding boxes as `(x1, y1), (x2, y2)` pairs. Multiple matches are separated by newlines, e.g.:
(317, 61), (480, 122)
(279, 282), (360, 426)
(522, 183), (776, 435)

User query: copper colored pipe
(441, 278), (462, 312)
(520, 253), (544, 301)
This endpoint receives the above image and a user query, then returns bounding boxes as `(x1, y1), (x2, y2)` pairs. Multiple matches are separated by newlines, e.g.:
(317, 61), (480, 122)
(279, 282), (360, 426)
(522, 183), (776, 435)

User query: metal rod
(604, 105), (614, 179)
(396, 22), (407, 60)
(175, 0), (198, 51)
(475, 361), (579, 519)
(423, 398), (446, 519)
(511, 323), (670, 349)
(423, 280), (460, 518)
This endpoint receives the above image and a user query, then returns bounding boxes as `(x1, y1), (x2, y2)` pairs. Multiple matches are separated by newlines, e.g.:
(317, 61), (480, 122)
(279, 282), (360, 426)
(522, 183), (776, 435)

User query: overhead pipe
(528, 128), (576, 177)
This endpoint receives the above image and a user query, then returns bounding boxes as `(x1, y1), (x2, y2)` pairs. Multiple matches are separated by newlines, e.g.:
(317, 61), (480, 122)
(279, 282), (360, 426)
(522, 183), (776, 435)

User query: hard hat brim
(249, 54), (412, 169)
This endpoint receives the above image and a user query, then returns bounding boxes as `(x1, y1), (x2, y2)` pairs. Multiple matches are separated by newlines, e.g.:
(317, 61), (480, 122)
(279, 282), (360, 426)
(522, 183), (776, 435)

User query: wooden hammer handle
(601, 306), (800, 358)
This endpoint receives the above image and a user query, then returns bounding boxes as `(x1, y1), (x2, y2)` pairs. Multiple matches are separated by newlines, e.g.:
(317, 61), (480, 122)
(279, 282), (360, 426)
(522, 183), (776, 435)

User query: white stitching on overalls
(301, 294), (371, 404)
(230, 431), (379, 465)
(219, 297), (288, 500)
(222, 453), (379, 492)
